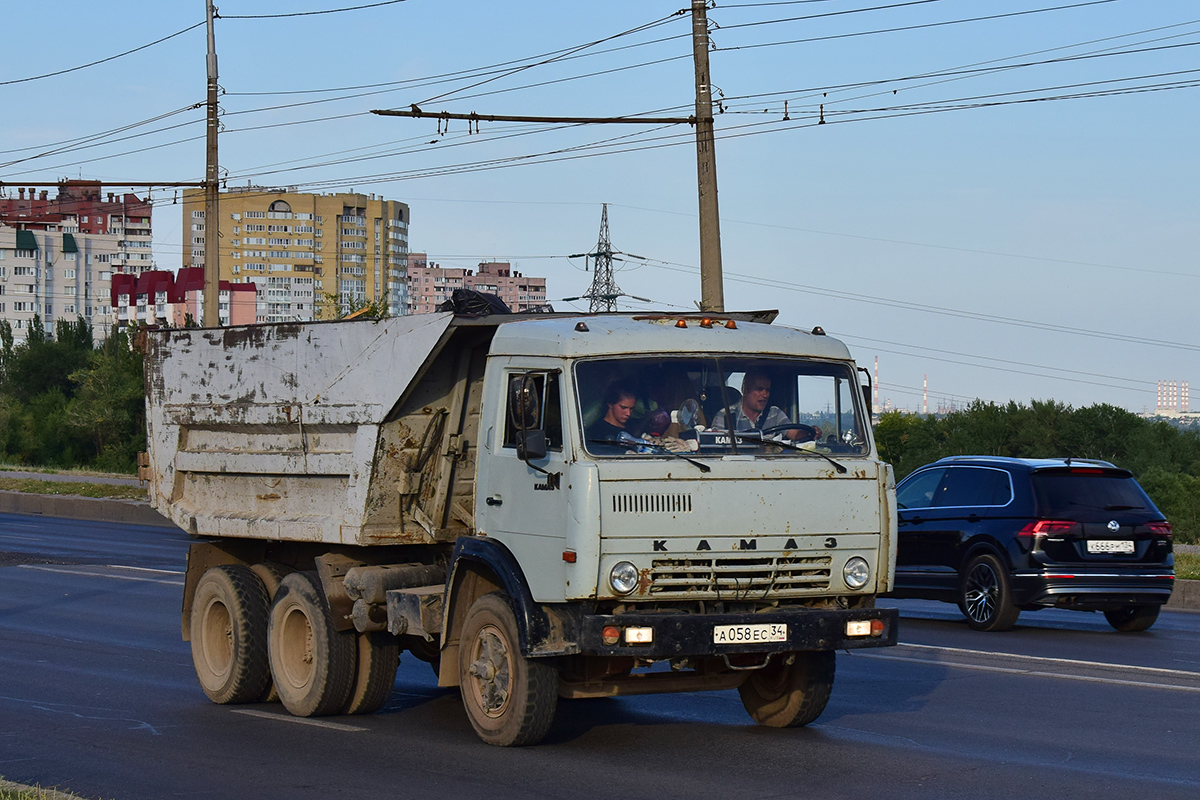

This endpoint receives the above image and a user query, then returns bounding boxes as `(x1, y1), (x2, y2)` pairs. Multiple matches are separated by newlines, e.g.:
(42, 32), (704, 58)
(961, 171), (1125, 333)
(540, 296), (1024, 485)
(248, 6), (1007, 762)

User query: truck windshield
(576, 357), (869, 457)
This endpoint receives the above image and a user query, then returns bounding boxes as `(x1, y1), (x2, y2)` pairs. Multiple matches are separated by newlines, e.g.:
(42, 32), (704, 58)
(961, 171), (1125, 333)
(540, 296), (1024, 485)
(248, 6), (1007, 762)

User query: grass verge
(0, 778), (90, 800)
(0, 478), (145, 501)
(1176, 551), (1200, 581)
(0, 463), (135, 480)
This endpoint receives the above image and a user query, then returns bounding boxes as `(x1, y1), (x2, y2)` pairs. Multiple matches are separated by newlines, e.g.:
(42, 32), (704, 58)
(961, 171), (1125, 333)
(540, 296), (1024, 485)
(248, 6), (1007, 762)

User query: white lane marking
(896, 641), (1200, 680)
(230, 709), (366, 732)
(105, 565), (183, 575)
(858, 653), (1200, 693)
(16, 564), (184, 586)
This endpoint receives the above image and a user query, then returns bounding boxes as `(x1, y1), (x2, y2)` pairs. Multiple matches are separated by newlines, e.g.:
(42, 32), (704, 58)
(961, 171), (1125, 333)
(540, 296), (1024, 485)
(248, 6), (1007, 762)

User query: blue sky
(2, 0), (1197, 412)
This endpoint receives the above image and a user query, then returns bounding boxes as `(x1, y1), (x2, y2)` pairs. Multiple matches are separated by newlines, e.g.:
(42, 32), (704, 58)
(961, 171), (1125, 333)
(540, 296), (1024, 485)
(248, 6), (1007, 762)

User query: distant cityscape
(0, 181), (551, 342)
(0, 181), (1190, 419)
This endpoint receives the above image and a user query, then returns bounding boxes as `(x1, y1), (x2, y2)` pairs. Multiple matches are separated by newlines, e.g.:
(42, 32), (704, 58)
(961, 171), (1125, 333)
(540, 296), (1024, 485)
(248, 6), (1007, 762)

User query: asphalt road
(1, 514), (1198, 799)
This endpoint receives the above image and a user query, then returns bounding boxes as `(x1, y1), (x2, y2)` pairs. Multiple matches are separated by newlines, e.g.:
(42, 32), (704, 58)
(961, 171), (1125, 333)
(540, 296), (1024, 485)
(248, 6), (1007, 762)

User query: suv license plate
(1087, 539), (1135, 554)
(713, 623), (788, 644)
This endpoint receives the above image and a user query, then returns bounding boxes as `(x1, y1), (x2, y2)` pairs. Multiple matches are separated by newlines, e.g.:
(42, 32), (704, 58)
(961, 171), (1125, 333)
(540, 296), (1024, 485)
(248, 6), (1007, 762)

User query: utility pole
(203, 0), (220, 327)
(691, 0), (724, 312)
(371, 2), (729, 310)
(583, 204), (622, 312)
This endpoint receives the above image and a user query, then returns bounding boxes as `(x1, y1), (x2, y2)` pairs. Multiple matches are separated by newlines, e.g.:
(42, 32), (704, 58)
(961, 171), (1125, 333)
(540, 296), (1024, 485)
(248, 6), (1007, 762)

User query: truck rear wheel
(268, 571), (356, 717)
(738, 650), (835, 728)
(343, 632), (400, 715)
(190, 565), (272, 705)
(459, 593), (557, 746)
(250, 562), (292, 703)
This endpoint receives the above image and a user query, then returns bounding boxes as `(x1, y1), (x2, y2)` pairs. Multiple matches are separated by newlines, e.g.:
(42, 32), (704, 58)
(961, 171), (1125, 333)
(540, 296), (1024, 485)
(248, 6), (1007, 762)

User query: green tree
(68, 329), (145, 472)
(5, 314), (94, 402)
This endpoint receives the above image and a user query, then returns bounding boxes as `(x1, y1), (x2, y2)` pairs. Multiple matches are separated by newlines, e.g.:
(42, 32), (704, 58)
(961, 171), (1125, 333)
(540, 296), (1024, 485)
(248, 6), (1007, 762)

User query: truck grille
(648, 555), (832, 598)
(611, 493), (693, 514)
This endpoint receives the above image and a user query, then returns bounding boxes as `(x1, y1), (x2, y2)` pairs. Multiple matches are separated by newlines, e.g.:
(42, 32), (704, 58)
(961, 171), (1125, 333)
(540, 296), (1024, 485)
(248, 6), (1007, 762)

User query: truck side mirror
(862, 383), (873, 420)
(508, 375), (540, 431)
(516, 429), (548, 461)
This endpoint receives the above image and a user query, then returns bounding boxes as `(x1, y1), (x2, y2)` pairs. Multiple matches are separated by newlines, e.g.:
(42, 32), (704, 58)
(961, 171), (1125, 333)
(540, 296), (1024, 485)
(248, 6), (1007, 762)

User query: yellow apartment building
(182, 187), (409, 322)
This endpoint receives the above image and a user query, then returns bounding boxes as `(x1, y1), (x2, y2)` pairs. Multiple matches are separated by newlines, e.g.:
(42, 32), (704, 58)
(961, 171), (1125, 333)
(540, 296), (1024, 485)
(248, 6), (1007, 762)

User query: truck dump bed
(144, 313), (488, 546)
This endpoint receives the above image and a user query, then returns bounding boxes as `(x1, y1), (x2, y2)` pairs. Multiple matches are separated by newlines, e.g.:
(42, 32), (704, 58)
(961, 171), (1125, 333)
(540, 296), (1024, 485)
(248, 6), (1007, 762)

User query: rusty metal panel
(145, 316), (455, 545)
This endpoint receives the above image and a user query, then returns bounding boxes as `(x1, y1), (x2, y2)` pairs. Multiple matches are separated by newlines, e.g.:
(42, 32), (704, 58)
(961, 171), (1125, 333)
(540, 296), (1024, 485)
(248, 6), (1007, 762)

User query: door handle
(485, 495), (503, 506)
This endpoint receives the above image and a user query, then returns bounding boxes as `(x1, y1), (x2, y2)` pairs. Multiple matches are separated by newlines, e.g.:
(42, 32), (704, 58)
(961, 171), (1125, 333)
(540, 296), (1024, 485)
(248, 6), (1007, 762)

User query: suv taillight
(1147, 521), (1173, 538)
(1017, 520), (1077, 538)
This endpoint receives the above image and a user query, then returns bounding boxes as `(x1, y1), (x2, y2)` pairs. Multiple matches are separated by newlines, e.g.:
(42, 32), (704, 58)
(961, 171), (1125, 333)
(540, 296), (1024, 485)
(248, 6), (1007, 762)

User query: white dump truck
(144, 310), (898, 746)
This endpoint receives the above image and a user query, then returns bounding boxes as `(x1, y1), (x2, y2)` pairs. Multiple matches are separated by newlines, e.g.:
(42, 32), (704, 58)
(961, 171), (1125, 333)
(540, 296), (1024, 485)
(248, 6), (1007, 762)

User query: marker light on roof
(725, 319), (737, 329)
(700, 318), (713, 328)
(675, 319), (688, 329)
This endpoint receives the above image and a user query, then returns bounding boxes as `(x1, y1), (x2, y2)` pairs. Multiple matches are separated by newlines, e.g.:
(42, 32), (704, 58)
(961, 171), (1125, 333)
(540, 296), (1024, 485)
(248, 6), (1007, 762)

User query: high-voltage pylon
(579, 204), (622, 313)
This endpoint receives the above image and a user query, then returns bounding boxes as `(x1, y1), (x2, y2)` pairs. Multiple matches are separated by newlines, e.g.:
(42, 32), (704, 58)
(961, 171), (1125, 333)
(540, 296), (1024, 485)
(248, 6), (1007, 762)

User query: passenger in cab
(711, 371), (820, 442)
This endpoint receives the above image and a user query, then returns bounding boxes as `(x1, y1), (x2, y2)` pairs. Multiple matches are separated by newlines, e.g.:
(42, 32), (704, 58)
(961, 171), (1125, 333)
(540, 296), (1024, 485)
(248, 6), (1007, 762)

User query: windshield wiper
(725, 431), (847, 474)
(588, 439), (711, 473)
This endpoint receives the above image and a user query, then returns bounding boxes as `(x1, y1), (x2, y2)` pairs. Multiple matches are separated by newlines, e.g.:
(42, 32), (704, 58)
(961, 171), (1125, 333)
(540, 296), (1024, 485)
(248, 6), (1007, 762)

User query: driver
(710, 370), (820, 442)
(587, 382), (637, 454)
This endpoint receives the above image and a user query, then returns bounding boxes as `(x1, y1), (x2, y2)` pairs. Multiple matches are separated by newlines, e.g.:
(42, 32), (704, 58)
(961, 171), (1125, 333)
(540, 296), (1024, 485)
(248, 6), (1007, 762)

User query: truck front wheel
(458, 593), (557, 746)
(268, 571), (356, 717)
(190, 565), (272, 704)
(738, 650), (835, 728)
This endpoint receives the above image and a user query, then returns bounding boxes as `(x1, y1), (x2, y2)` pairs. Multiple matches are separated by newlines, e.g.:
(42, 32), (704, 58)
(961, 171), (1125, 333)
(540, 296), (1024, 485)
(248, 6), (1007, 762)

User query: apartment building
(407, 253), (549, 314)
(110, 268), (256, 329)
(0, 182), (154, 342)
(183, 187), (410, 323)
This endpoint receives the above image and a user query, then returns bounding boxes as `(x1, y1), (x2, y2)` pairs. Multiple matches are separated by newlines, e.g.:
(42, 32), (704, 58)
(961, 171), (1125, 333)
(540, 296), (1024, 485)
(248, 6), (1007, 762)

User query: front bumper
(1011, 570), (1174, 609)
(577, 606), (898, 658)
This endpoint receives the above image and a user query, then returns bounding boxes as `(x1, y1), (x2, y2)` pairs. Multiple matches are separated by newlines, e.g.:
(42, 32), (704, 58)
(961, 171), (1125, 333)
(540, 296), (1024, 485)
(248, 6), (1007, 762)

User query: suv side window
(932, 466), (1013, 508)
(897, 468), (945, 509)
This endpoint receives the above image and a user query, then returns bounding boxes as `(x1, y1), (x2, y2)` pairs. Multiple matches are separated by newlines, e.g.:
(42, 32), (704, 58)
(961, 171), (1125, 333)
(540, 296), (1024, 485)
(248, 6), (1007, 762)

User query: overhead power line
(415, 12), (685, 106)
(716, 0), (1128, 52)
(217, 0), (410, 19)
(719, 0), (955, 29)
(0, 21), (205, 87)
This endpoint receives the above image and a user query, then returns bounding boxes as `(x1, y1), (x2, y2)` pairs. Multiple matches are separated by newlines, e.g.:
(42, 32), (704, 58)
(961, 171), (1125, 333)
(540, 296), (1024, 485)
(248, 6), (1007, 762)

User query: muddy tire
(190, 565), (272, 705)
(250, 562), (292, 703)
(1104, 604), (1160, 632)
(459, 593), (557, 746)
(738, 650), (835, 728)
(268, 571), (356, 717)
(250, 561), (291, 602)
(343, 632), (400, 715)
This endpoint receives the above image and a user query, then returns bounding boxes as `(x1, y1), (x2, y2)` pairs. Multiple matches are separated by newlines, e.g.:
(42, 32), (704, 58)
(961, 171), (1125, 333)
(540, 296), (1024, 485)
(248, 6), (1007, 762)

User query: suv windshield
(1031, 468), (1160, 518)
(576, 356), (868, 457)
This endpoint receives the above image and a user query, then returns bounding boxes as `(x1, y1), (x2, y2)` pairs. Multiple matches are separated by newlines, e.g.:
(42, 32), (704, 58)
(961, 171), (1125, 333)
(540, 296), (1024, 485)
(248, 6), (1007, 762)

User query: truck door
(476, 368), (570, 602)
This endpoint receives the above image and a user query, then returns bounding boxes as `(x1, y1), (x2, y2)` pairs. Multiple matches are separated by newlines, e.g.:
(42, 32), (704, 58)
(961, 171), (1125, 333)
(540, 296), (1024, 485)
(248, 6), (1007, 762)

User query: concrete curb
(0, 489), (172, 528)
(1165, 578), (1200, 612)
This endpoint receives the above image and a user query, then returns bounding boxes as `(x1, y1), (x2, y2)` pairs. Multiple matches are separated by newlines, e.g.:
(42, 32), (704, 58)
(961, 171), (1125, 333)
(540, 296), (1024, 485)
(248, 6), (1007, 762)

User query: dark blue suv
(890, 456), (1174, 631)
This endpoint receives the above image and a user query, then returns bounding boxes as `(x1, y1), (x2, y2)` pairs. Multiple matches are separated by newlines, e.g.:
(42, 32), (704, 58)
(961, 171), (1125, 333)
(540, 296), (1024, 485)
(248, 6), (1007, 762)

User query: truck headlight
(609, 561), (639, 595)
(843, 557), (870, 590)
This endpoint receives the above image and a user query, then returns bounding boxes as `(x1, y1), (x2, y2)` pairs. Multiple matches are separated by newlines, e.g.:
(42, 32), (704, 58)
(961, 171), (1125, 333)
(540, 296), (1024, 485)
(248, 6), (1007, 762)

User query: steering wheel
(760, 423), (821, 442)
